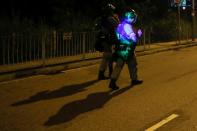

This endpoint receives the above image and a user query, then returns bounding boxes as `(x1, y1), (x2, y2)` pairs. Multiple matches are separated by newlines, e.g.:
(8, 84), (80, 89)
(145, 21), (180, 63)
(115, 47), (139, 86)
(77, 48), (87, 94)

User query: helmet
(124, 8), (137, 24)
(102, 3), (116, 15)
(107, 3), (116, 10)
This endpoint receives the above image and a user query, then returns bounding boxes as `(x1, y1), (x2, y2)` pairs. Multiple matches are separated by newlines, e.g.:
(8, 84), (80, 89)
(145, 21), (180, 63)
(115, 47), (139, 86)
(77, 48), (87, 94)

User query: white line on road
(145, 114), (179, 131)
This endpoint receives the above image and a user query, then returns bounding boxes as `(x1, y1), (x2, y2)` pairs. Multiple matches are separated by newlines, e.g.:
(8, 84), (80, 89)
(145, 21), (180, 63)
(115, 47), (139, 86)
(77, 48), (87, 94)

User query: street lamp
(178, 5), (181, 44)
(172, 0), (182, 44)
(170, 0), (194, 43)
(191, 0), (195, 41)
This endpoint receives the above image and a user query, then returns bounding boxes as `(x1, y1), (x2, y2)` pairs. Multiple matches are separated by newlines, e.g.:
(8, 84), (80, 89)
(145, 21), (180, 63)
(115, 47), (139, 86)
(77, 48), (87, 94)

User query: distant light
(182, 6), (186, 10)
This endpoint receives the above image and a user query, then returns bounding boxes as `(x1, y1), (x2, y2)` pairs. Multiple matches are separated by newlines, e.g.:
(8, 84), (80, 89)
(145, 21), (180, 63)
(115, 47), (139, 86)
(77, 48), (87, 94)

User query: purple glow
(116, 22), (138, 44)
(137, 29), (142, 38)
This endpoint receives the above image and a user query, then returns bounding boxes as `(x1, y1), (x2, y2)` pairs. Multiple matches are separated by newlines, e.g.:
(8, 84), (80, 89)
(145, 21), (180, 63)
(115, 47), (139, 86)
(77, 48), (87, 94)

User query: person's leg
(109, 59), (124, 90)
(127, 54), (143, 85)
(98, 52), (109, 80)
(127, 54), (138, 80)
(108, 58), (113, 77)
(98, 42), (113, 80)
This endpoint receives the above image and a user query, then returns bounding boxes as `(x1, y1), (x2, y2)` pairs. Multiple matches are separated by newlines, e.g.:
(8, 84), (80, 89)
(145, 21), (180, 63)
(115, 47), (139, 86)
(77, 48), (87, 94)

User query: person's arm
(124, 24), (137, 43)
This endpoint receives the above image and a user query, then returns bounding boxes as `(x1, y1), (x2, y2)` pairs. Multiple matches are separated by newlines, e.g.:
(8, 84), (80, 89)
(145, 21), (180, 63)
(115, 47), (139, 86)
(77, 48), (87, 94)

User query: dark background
(0, 0), (196, 42)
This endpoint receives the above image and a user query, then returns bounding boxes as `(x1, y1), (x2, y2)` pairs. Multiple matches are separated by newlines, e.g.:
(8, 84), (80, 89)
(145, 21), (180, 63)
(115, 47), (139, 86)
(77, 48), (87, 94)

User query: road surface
(1, 46), (197, 131)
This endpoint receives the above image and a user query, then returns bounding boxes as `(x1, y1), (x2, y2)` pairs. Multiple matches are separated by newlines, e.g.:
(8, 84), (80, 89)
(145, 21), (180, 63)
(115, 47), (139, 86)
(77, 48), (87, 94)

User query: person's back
(94, 4), (120, 51)
(100, 3), (120, 45)
(96, 3), (120, 80)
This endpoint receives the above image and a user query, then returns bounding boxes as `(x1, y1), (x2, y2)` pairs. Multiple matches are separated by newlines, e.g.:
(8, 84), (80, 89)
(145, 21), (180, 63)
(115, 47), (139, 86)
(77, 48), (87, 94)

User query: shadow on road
(11, 79), (99, 106)
(44, 85), (134, 126)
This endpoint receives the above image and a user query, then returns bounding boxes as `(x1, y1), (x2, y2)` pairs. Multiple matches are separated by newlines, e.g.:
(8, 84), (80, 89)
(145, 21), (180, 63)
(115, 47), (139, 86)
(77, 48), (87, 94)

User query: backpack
(94, 31), (108, 52)
(94, 14), (120, 52)
(94, 16), (109, 52)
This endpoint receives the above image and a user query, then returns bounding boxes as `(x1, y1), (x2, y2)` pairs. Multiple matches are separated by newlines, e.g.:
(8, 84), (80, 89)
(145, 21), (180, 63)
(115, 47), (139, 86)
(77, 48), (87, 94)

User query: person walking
(96, 3), (120, 80)
(109, 8), (143, 90)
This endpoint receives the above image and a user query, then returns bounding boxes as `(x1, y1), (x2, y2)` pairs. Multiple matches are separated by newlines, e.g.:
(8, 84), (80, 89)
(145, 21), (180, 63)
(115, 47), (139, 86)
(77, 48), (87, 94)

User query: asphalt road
(1, 46), (197, 131)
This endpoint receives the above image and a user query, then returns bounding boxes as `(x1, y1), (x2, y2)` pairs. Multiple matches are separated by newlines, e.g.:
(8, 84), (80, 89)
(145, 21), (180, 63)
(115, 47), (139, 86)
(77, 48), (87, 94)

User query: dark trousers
(111, 52), (138, 80)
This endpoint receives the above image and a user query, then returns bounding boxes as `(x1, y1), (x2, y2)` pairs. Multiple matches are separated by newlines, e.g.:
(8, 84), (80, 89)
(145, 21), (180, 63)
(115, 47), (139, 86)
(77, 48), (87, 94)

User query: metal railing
(0, 31), (100, 65)
(0, 31), (103, 73)
(0, 29), (193, 73)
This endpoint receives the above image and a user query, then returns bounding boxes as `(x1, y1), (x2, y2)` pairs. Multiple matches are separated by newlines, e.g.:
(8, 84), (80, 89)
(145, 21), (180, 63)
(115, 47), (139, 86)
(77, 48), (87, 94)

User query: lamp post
(178, 5), (181, 44)
(191, 0), (195, 41)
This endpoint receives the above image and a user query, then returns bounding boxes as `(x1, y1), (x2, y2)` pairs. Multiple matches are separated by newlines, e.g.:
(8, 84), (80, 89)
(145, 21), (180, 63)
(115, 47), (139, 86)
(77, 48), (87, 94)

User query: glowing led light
(116, 21), (137, 45)
(114, 10), (141, 60)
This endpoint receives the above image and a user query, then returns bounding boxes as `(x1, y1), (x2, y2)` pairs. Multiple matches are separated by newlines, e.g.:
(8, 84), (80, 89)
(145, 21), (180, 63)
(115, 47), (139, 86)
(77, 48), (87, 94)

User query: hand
(137, 29), (142, 38)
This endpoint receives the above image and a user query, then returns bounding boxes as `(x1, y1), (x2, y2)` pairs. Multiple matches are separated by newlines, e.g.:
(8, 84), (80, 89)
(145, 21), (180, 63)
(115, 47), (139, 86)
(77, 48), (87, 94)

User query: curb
(0, 42), (196, 83)
(0, 59), (101, 82)
(137, 42), (197, 56)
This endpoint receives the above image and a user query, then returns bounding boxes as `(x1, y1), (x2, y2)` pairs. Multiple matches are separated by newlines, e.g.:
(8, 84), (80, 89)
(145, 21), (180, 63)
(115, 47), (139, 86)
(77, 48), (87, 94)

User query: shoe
(98, 71), (109, 80)
(132, 79), (143, 85)
(109, 79), (119, 90)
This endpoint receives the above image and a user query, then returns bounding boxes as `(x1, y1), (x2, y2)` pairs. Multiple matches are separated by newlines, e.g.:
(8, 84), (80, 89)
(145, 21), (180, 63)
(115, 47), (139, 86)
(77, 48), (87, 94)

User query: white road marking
(145, 114), (179, 131)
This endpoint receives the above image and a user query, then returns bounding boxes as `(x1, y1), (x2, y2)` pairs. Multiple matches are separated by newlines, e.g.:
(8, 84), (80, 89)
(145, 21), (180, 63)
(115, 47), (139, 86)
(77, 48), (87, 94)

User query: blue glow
(114, 10), (142, 60)
(116, 21), (138, 45)
(124, 24), (137, 42)
(124, 24), (132, 34)
(124, 12), (135, 23)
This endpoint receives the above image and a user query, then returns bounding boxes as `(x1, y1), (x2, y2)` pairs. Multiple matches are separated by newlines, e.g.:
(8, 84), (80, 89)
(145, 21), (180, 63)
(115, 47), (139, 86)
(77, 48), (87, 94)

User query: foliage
(0, 0), (195, 41)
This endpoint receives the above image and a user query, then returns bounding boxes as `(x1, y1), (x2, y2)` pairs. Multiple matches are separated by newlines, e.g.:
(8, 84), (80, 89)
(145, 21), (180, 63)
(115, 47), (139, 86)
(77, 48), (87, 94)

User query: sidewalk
(0, 39), (196, 82)
(135, 39), (197, 56)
